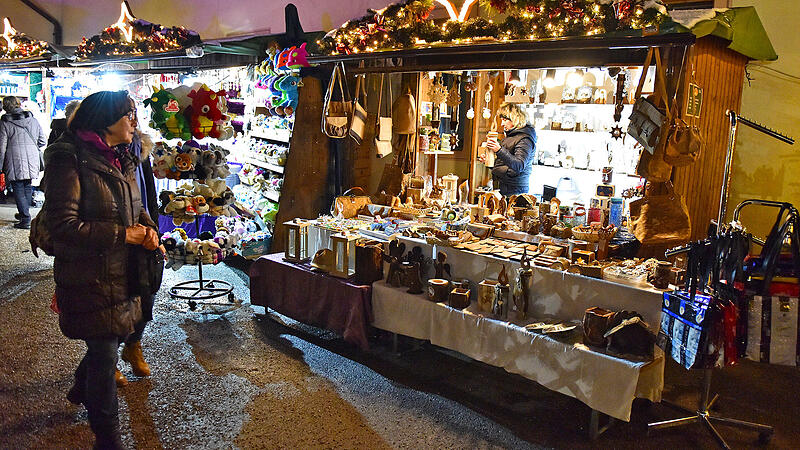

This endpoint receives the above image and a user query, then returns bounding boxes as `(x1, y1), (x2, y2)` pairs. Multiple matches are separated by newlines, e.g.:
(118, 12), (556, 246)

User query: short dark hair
(68, 91), (133, 135)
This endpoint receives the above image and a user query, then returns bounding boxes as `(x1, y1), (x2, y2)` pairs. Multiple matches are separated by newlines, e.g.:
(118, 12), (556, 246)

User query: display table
(371, 281), (664, 422)
(249, 252), (373, 350)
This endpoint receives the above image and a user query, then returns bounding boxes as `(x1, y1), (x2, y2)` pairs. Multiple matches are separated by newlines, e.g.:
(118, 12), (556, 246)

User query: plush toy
(192, 195), (210, 215)
(286, 43), (310, 69)
(174, 153), (194, 173)
(274, 75), (301, 116)
(194, 150), (216, 180)
(143, 85), (192, 140)
(158, 190), (175, 215)
(186, 84), (228, 139)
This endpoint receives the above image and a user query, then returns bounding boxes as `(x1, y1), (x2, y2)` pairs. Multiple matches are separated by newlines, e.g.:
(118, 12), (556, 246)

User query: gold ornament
(446, 83), (461, 108)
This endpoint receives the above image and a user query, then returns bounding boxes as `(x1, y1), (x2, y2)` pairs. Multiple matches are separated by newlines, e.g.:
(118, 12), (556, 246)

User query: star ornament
(2, 18), (18, 51)
(111, 1), (136, 42)
(434, 0), (478, 22)
(610, 125), (623, 140)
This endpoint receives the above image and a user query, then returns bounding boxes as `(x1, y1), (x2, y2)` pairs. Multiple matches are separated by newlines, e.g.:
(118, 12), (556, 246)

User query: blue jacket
(491, 125), (536, 196)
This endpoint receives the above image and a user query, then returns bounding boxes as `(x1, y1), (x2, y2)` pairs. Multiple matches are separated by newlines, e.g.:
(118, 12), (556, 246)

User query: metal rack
(168, 217), (235, 311)
(648, 111), (795, 449)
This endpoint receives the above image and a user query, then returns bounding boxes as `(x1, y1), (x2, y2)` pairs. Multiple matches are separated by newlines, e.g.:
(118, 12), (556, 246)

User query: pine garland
(318, 0), (668, 55)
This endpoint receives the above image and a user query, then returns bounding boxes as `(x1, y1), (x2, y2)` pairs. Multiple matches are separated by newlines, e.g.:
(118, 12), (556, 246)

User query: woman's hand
(486, 139), (500, 153)
(125, 224), (159, 250)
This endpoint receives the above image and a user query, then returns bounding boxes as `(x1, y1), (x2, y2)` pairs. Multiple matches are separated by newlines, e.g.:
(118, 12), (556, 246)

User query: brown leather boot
(121, 341), (151, 377)
(115, 369), (128, 387)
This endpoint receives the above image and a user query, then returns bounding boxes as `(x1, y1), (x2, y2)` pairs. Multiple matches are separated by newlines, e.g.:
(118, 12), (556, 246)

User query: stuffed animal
(174, 153), (194, 173)
(143, 85), (192, 140)
(186, 84), (228, 139)
(192, 195), (210, 215)
(286, 43), (310, 69)
(274, 75), (301, 116)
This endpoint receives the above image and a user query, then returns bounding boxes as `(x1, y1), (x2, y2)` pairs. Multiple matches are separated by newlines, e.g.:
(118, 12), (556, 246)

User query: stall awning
(676, 7), (778, 61)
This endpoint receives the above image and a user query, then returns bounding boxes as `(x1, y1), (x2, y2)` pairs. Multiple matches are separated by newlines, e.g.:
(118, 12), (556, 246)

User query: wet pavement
(1, 202), (798, 449)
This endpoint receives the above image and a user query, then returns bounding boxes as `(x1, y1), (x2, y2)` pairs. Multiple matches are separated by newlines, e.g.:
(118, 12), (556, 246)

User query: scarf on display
(75, 129), (122, 170)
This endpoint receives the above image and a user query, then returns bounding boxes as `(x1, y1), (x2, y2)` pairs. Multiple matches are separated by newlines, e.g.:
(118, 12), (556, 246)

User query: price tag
(686, 83), (703, 118)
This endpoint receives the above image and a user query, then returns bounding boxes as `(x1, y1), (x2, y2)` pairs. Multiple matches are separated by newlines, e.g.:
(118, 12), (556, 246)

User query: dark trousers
(10, 179), (33, 225)
(74, 338), (121, 440)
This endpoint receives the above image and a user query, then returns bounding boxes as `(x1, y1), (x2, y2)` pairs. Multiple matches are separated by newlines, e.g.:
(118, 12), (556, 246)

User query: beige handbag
(331, 187), (372, 219)
(631, 48), (674, 182)
(392, 86), (416, 135)
(374, 73), (393, 158)
(349, 74), (368, 145)
(322, 62), (352, 139)
(629, 181), (691, 245)
(664, 49), (704, 167)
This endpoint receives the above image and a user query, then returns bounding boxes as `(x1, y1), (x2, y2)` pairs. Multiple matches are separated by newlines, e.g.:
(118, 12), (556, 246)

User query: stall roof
(307, 32), (696, 73)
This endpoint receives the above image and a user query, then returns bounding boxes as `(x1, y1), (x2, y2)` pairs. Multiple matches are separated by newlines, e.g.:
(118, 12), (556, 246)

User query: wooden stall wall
(672, 36), (748, 241)
(272, 76), (331, 252)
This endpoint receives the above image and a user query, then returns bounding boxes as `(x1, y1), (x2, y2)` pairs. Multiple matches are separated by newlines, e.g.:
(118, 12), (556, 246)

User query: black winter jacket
(491, 125), (537, 196)
(42, 131), (156, 340)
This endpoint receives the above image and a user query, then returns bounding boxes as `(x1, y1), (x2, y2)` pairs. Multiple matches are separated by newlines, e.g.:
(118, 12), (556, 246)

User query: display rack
(168, 217), (235, 311)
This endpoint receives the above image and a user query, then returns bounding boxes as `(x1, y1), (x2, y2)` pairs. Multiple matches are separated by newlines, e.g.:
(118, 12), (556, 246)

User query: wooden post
(272, 76), (331, 253)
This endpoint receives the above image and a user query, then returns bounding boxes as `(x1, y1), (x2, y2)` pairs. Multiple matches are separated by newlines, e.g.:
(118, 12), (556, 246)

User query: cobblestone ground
(0, 205), (797, 449)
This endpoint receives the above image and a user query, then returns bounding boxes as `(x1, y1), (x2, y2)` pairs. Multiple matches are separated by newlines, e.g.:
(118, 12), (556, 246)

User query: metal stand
(648, 369), (773, 448)
(168, 218), (234, 311)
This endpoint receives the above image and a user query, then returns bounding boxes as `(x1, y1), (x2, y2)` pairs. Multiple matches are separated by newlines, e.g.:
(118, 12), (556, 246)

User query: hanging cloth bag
(630, 48), (674, 182)
(321, 62), (353, 139)
(392, 85), (416, 135)
(664, 47), (704, 167)
(349, 74), (368, 145)
(628, 181), (691, 245)
(374, 73), (393, 158)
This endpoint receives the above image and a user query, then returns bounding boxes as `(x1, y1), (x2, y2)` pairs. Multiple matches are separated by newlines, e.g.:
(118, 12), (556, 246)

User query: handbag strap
(633, 47), (670, 118)
(376, 73), (384, 126)
(323, 62), (351, 117)
(633, 47), (654, 100)
(342, 186), (366, 197)
(353, 74), (367, 104)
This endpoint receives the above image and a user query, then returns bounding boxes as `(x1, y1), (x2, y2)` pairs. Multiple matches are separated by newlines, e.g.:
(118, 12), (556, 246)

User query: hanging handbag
(664, 48), (704, 167)
(392, 86), (417, 135)
(374, 73), (393, 158)
(349, 74), (368, 145)
(331, 186), (372, 219)
(628, 47), (669, 153)
(628, 181), (691, 245)
(321, 62), (353, 139)
(630, 48), (674, 182)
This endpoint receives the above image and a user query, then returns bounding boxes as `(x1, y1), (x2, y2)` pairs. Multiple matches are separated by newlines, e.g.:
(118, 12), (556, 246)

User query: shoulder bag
(664, 47), (704, 167)
(321, 62), (353, 139)
(630, 48), (674, 182)
(374, 73), (393, 158)
(349, 74), (368, 145)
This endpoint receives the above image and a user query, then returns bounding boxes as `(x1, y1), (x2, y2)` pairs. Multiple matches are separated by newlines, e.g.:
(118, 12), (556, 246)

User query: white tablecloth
(371, 281), (664, 421)
(423, 245), (664, 332)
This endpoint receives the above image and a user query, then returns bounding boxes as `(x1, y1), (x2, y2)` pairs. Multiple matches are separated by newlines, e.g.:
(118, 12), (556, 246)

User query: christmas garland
(0, 27), (50, 61)
(75, 19), (201, 60)
(319, 0), (667, 55)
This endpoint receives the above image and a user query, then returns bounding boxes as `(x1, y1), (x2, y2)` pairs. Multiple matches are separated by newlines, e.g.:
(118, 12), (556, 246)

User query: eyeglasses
(499, 115), (511, 121)
(124, 110), (137, 121)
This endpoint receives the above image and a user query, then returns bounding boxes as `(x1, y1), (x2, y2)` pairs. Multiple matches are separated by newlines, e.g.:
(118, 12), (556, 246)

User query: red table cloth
(249, 252), (373, 350)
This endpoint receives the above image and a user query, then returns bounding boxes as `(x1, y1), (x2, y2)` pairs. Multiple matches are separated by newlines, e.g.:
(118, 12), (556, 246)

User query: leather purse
(663, 55), (704, 167)
(629, 181), (691, 245)
(332, 187), (372, 218)
(349, 74), (368, 145)
(321, 62), (352, 139)
(127, 245), (165, 297)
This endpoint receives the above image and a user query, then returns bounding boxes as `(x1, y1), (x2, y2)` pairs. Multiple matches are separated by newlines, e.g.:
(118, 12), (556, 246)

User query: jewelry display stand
(168, 217), (235, 311)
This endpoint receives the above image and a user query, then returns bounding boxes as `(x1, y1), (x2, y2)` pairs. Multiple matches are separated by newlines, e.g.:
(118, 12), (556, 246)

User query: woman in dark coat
(42, 91), (159, 449)
(484, 102), (537, 196)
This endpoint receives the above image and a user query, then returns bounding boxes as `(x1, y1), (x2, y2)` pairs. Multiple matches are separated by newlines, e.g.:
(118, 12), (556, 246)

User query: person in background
(483, 102), (537, 197)
(48, 99), (82, 146)
(0, 96), (47, 229)
(118, 125), (160, 383)
(42, 90), (158, 450)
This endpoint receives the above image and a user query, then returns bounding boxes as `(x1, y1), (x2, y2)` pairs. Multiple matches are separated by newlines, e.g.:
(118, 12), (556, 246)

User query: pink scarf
(75, 130), (121, 170)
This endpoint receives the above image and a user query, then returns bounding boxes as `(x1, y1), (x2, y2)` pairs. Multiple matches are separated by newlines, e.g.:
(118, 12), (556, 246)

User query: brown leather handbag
(663, 53), (704, 167)
(629, 181), (691, 245)
(331, 187), (371, 218)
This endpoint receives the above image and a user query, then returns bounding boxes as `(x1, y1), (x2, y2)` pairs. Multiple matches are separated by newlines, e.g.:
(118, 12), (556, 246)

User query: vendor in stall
(483, 102), (536, 197)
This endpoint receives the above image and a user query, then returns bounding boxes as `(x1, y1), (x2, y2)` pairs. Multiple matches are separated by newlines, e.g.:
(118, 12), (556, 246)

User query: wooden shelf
(265, 190), (281, 202)
(250, 127), (292, 143)
(241, 156), (285, 174)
